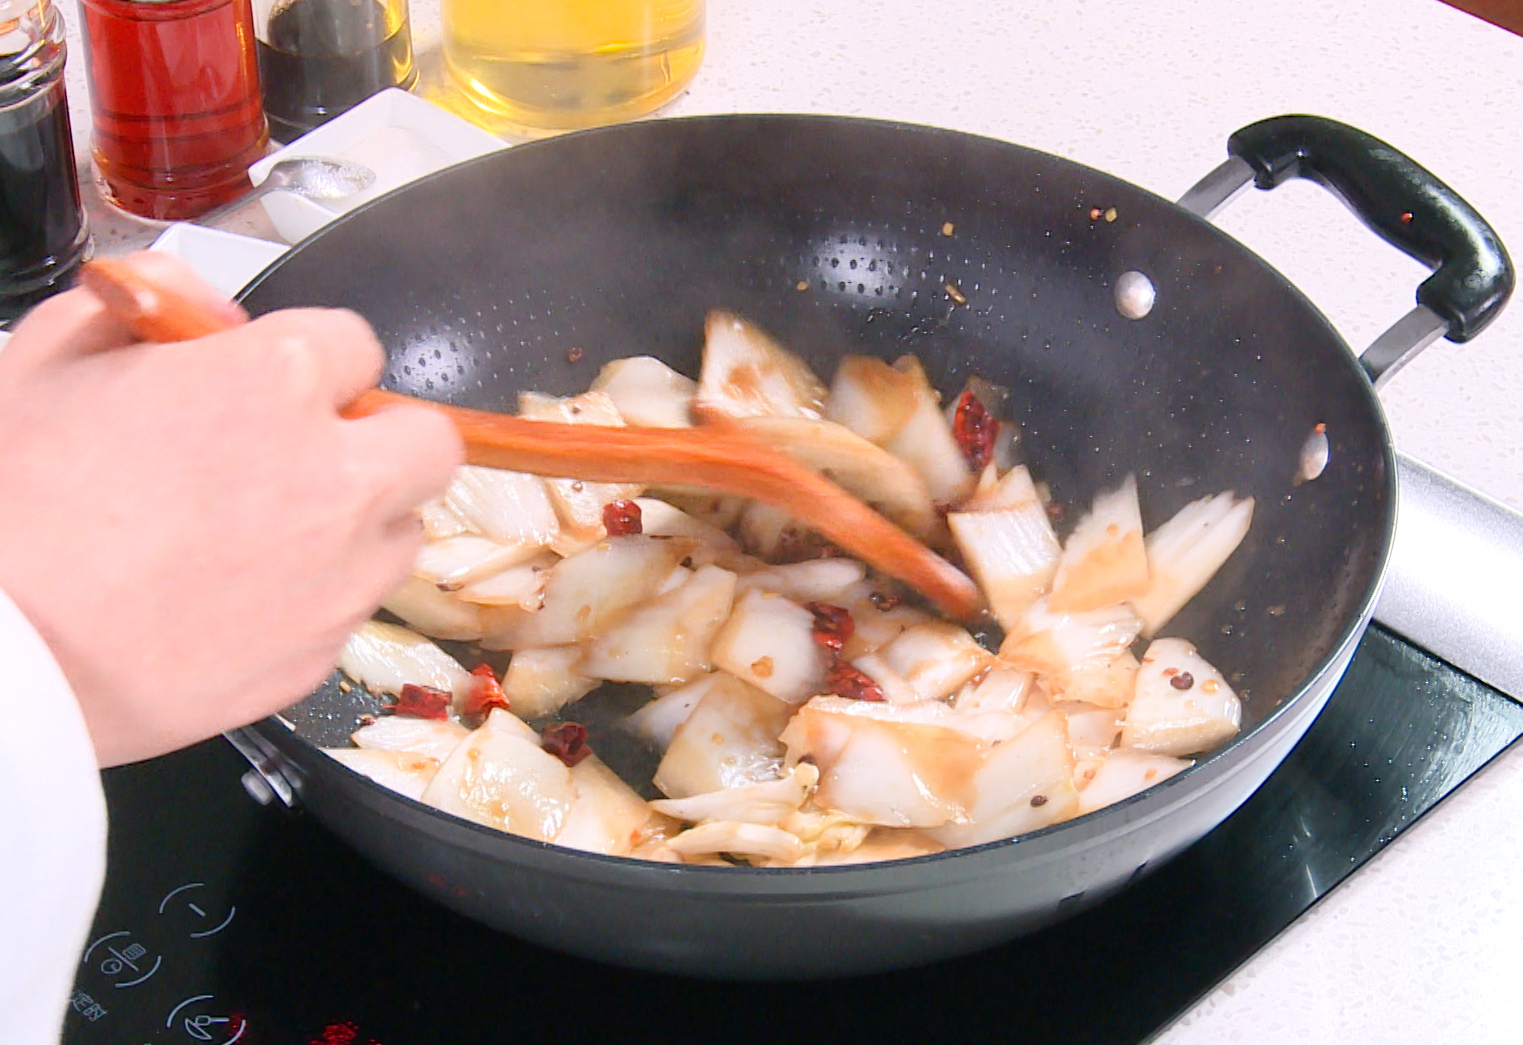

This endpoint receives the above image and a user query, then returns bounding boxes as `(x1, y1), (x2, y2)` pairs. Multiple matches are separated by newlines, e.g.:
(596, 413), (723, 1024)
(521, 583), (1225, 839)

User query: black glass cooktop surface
(62, 624), (1523, 1045)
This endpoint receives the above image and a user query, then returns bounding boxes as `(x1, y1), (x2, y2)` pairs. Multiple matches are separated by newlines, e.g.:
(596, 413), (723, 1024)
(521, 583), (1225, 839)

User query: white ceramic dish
(250, 89), (508, 245)
(148, 224), (291, 297)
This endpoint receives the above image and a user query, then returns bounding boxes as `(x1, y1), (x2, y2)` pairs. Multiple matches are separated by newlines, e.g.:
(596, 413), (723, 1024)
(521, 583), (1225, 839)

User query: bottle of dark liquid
(79, 0), (269, 221)
(254, 0), (417, 142)
(0, 0), (91, 322)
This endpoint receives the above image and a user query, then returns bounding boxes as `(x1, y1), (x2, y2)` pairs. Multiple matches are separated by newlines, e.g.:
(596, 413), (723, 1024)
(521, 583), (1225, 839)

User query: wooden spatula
(79, 258), (985, 621)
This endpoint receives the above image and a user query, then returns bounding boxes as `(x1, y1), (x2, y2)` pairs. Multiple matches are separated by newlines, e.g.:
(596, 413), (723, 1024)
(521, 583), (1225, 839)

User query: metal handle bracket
(223, 727), (303, 808)
(1176, 115), (1514, 385)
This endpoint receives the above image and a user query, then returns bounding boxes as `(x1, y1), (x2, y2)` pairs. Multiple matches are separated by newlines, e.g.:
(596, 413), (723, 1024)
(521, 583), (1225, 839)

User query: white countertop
(58, 0), (1523, 1040)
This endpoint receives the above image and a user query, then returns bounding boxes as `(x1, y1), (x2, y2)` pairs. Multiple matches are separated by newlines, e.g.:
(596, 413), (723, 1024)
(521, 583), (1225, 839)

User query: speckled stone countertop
(58, 0), (1523, 1041)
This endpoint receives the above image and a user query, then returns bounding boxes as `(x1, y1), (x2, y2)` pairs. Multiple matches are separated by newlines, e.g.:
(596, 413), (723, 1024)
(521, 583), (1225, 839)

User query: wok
(233, 114), (1512, 978)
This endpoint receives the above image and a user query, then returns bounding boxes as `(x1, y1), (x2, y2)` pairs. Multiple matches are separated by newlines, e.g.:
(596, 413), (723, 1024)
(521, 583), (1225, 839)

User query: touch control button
(158, 882), (236, 938)
(81, 931), (162, 988)
(166, 995), (248, 1043)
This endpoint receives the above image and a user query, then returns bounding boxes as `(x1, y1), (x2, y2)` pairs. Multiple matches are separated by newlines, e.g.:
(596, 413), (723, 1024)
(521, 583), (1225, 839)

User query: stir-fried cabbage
(326, 312), (1252, 866)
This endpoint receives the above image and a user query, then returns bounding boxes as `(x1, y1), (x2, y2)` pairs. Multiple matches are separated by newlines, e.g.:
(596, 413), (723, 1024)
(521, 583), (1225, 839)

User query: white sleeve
(0, 587), (108, 1045)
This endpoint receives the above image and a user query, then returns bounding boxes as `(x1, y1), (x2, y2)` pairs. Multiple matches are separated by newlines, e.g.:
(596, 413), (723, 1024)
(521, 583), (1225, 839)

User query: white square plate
(250, 89), (508, 245)
(148, 224), (291, 297)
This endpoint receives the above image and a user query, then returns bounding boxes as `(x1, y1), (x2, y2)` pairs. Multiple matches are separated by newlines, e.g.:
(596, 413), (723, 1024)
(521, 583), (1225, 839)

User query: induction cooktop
(60, 620), (1523, 1045)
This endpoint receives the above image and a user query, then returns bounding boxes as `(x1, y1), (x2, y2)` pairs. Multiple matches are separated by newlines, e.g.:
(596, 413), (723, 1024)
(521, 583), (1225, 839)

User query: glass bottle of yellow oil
(440, 0), (704, 136)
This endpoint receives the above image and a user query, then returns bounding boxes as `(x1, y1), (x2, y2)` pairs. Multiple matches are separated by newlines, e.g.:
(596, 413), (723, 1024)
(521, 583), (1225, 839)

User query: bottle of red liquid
(78, 0), (270, 221)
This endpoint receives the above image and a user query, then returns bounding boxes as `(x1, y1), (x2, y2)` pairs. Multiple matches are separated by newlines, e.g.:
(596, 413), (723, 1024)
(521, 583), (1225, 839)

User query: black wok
(236, 114), (1512, 978)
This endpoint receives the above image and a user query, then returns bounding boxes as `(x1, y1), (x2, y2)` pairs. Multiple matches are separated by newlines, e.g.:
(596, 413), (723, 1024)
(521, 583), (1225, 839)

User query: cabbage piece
(709, 589), (831, 703)
(950, 668), (1055, 745)
(624, 672), (722, 752)
(1121, 637), (1242, 756)
(499, 535), (694, 648)
(1130, 492), (1254, 636)
(836, 584), (934, 659)
(1057, 701), (1123, 760)
(870, 621), (995, 702)
(419, 709), (576, 841)
(1076, 748), (1192, 815)
(500, 646), (598, 719)
(556, 754), (670, 857)
(880, 355), (975, 505)
(589, 355), (697, 428)
(634, 498), (739, 550)
(653, 673), (792, 799)
(734, 559), (866, 604)
(735, 501), (811, 560)
(779, 696), (979, 828)
(1000, 599), (1143, 687)
(1057, 649), (1141, 708)
(948, 466), (1062, 627)
(350, 716), (469, 761)
(664, 821), (806, 865)
(695, 310), (827, 419)
(323, 748), (441, 802)
(653, 491), (750, 531)
(420, 498), (469, 539)
(824, 354), (921, 444)
(381, 576), (484, 641)
(649, 763), (818, 826)
(1048, 474), (1150, 613)
(580, 565), (738, 685)
(922, 710), (1079, 848)
(838, 651), (919, 704)
(454, 553), (558, 608)
(414, 533), (547, 590)
(476, 603), (536, 651)
(338, 620), (472, 703)
(952, 665), (1037, 715)
(808, 829), (945, 865)
(442, 466), (561, 550)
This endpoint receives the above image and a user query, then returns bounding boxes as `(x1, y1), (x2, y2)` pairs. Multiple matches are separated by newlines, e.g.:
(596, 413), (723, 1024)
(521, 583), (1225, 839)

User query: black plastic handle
(1227, 115), (1513, 343)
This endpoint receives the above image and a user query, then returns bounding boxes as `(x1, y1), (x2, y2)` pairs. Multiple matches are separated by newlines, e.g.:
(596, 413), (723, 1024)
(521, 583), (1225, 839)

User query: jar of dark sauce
(0, 0), (90, 323)
(255, 0), (417, 142)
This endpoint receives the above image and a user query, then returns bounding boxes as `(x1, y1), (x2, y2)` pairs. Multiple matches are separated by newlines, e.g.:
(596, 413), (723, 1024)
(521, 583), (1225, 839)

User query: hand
(0, 253), (464, 766)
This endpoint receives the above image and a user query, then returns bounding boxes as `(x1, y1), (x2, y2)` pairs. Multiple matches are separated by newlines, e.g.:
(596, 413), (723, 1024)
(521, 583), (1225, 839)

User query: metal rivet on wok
(1115, 270), (1156, 319)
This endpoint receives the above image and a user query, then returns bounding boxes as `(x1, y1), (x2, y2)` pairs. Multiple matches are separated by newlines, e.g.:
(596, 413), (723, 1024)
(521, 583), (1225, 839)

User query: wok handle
(1225, 114), (1514, 345)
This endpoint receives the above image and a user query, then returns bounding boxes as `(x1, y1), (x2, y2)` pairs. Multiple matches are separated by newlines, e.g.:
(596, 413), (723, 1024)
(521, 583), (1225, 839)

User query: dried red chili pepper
(952, 389), (997, 471)
(602, 498), (643, 536)
(461, 663), (510, 718)
(825, 661), (885, 702)
(393, 683), (451, 720)
(806, 602), (855, 651)
(541, 721), (592, 766)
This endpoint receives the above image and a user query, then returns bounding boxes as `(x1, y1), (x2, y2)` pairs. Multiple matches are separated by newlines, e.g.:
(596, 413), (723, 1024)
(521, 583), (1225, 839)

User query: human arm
(0, 252), (464, 765)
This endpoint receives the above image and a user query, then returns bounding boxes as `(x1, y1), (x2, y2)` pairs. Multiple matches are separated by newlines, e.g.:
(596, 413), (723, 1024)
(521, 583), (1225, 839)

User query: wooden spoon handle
(78, 259), (986, 621)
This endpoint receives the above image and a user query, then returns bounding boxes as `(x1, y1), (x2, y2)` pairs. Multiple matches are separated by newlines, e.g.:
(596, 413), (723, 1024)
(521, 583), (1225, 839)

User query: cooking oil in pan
(440, 0), (704, 136)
